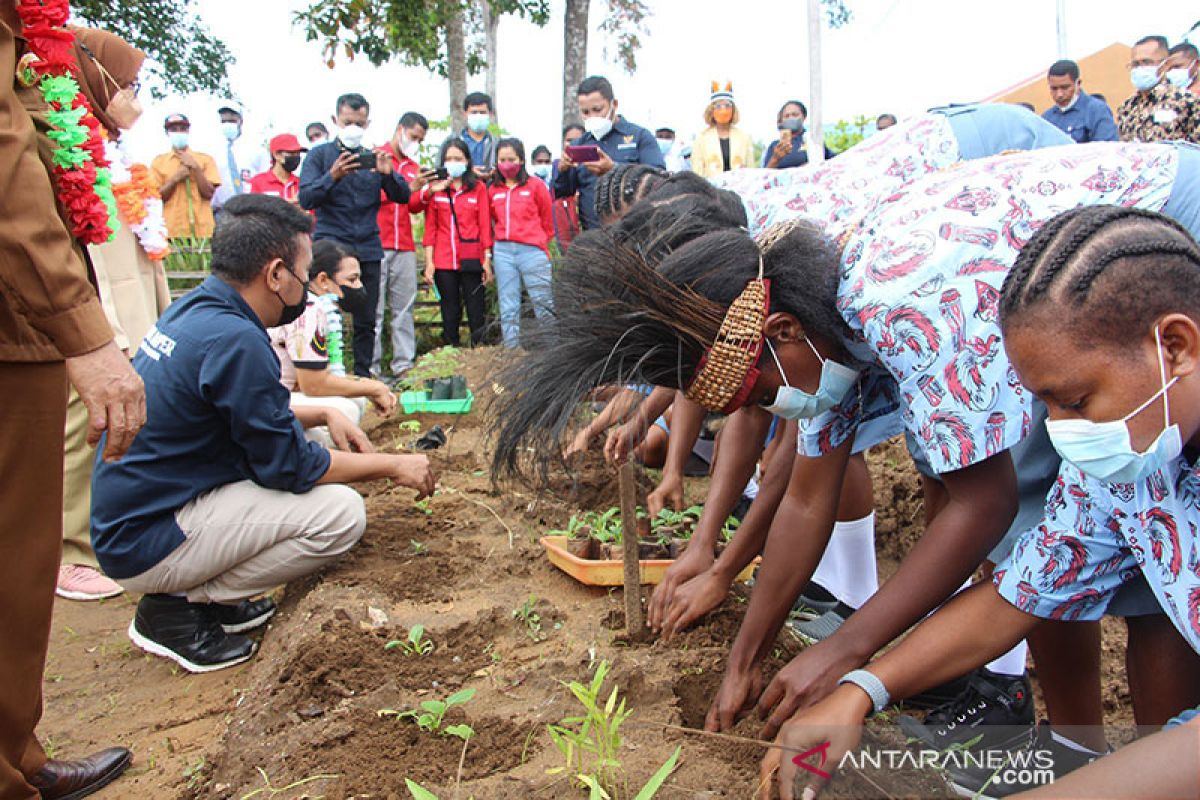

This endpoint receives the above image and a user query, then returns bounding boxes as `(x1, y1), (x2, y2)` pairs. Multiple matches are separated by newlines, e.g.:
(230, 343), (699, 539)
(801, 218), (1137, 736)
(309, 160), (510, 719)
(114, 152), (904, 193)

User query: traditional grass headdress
(682, 219), (808, 413)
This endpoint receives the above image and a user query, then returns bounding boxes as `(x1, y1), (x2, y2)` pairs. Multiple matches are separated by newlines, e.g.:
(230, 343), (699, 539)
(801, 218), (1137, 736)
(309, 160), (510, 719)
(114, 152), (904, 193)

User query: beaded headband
(683, 256), (770, 414)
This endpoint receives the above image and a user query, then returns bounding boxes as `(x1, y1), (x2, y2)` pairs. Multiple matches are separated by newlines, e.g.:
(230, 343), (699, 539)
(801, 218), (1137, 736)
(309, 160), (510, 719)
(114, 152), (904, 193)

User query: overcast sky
(117, 0), (1198, 163)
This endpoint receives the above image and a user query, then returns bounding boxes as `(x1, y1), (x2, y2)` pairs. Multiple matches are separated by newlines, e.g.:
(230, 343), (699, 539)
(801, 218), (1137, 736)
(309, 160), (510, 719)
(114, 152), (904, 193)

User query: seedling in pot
(380, 687), (476, 740)
(385, 624), (434, 656)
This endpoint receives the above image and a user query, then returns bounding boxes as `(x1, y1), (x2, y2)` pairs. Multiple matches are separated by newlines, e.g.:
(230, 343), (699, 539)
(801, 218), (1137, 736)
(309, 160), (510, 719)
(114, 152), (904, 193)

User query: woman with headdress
(690, 81), (755, 178)
(57, 27), (168, 602)
(494, 139), (1200, 796)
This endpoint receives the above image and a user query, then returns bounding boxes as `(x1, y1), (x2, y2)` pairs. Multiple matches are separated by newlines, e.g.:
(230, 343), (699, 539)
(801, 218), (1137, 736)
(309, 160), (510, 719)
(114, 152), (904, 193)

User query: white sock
(1051, 729), (1104, 755)
(742, 476), (759, 500)
(985, 640), (1029, 677)
(809, 513), (878, 609)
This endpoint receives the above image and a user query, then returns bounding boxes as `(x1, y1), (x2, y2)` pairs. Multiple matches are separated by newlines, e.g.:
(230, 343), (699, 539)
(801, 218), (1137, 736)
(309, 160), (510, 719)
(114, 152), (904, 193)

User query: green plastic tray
(399, 390), (474, 415)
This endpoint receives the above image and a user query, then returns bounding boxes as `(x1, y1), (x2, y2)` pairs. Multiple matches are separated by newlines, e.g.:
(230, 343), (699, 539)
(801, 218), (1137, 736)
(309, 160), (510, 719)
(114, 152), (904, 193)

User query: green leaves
(384, 624), (434, 656)
(72, 0), (234, 98)
(379, 687), (476, 737)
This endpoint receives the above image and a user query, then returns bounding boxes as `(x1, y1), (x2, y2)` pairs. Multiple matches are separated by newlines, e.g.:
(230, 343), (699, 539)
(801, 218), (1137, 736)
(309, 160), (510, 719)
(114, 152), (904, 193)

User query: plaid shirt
(1117, 83), (1200, 143)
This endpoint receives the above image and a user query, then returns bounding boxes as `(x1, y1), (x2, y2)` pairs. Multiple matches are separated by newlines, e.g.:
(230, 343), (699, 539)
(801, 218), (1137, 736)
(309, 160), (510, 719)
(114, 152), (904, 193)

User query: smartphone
(434, 167), (449, 180)
(355, 151), (378, 170)
(565, 144), (602, 163)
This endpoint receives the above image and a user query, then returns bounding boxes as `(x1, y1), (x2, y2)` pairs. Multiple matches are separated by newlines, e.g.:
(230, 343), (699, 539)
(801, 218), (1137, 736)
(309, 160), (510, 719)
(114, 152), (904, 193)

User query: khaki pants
(0, 362), (67, 799)
(61, 388), (98, 569)
(117, 480), (366, 604)
(290, 393), (366, 450)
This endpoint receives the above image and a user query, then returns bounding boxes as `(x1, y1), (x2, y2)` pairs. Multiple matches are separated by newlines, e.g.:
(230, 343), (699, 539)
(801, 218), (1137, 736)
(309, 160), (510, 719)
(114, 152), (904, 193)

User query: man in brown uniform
(0, 7), (146, 799)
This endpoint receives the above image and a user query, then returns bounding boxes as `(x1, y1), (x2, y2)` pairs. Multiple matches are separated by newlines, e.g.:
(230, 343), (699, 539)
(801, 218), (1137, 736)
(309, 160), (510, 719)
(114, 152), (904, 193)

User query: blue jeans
(493, 241), (553, 348)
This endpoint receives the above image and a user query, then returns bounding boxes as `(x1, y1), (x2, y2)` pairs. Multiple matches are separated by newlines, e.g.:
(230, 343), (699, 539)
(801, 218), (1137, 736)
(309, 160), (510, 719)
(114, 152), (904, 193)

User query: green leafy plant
(397, 420), (422, 434)
(546, 660), (681, 798)
(385, 624), (434, 656)
(409, 539), (429, 556)
(413, 498), (433, 517)
(380, 687), (476, 740)
(402, 346), (463, 389)
(513, 594), (545, 642)
(403, 779), (477, 800)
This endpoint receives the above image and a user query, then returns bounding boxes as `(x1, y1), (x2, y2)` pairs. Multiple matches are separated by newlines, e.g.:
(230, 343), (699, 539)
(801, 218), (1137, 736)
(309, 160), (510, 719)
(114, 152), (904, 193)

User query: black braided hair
(595, 163), (668, 224)
(1000, 206), (1200, 346)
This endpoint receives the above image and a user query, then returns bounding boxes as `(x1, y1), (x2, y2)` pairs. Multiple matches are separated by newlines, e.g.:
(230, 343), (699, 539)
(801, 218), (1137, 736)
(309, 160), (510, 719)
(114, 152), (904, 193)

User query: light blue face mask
(761, 338), (858, 420)
(1045, 327), (1183, 484)
(1131, 65), (1161, 92)
(445, 161), (468, 179)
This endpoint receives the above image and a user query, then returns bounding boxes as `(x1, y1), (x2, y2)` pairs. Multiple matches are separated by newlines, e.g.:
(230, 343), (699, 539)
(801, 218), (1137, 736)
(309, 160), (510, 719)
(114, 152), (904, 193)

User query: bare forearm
(318, 450), (400, 484)
(297, 369), (379, 401)
(728, 442), (850, 670)
(711, 426), (798, 581)
(194, 171), (215, 199)
(691, 407), (771, 552)
(829, 453), (1018, 663)
(870, 583), (1037, 701)
(633, 386), (675, 430)
(293, 405), (329, 429)
(661, 393), (703, 484)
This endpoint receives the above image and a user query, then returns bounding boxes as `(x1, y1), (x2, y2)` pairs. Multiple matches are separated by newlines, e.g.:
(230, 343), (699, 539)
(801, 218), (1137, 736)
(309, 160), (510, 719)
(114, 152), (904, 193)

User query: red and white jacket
(375, 143), (423, 251)
(488, 177), (554, 254)
(419, 180), (493, 271)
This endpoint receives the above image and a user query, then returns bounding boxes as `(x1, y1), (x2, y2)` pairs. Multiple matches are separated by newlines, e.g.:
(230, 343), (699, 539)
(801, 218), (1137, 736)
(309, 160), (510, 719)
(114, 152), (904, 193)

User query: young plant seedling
(397, 420), (422, 434)
(545, 660), (680, 798)
(380, 687), (476, 740)
(513, 594), (545, 642)
(409, 539), (429, 556)
(384, 624), (434, 656)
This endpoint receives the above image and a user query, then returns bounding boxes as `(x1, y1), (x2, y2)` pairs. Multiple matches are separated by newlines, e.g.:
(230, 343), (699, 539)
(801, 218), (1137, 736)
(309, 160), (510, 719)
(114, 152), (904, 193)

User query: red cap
(269, 133), (307, 153)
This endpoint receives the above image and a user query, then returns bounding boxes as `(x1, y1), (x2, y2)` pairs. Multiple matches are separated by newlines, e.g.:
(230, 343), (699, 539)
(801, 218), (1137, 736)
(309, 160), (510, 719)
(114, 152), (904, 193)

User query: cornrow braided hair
(1000, 206), (1200, 344)
(595, 162), (668, 223)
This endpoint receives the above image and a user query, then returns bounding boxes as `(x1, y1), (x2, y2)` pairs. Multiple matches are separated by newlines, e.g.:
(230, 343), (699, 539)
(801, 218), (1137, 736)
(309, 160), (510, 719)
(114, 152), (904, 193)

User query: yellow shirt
(150, 149), (221, 239)
(690, 126), (756, 178)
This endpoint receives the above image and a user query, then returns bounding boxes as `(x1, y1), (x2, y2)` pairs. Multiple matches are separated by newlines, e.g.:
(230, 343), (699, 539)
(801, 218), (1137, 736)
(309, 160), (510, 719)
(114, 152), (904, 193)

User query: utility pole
(807, 0), (825, 166)
(1055, 0), (1068, 57)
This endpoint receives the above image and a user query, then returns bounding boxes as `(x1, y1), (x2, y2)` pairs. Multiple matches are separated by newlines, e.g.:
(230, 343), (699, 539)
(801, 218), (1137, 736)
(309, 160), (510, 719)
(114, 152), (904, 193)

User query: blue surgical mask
(467, 112), (490, 134)
(530, 163), (552, 180)
(779, 118), (805, 134)
(168, 132), (189, 150)
(656, 137), (673, 155)
(1045, 327), (1183, 484)
(220, 121), (240, 141)
(761, 338), (857, 420)
(1131, 65), (1161, 92)
(1167, 65), (1195, 89)
(445, 161), (467, 179)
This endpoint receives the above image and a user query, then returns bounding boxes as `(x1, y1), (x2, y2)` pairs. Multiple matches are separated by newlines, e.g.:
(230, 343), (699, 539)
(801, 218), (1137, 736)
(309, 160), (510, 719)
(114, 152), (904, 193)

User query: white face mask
(220, 121), (240, 141)
(338, 124), (365, 149)
(1167, 65), (1195, 89)
(1045, 327), (1183, 484)
(1056, 83), (1081, 111)
(401, 136), (421, 160)
(584, 113), (614, 141)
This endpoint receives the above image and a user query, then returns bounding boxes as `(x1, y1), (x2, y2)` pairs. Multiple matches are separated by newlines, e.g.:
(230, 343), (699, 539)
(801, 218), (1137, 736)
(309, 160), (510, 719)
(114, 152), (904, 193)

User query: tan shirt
(0, 21), (112, 362)
(150, 149), (221, 239)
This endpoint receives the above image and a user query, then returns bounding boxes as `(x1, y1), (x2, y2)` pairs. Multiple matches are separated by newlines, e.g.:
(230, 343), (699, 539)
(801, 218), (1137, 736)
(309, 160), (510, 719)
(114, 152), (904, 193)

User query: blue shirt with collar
(298, 141), (411, 262)
(90, 275), (331, 579)
(553, 116), (666, 229)
(1041, 90), (1119, 144)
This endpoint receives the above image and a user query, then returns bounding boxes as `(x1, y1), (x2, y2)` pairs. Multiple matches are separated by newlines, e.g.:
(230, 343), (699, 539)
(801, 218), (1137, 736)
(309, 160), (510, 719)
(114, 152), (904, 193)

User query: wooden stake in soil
(618, 459), (645, 638)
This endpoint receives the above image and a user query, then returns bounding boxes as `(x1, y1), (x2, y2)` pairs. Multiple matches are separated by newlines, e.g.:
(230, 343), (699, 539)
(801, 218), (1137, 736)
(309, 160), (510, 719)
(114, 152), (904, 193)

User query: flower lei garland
(17, 0), (118, 245)
(107, 141), (170, 260)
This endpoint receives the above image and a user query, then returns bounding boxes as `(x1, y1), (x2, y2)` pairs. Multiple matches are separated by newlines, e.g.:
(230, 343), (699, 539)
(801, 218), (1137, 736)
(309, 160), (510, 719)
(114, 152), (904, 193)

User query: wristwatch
(838, 669), (890, 716)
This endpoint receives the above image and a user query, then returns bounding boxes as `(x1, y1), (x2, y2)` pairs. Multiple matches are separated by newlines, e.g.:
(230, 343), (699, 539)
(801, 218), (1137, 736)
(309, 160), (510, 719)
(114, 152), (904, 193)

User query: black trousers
(352, 258), (381, 376)
(434, 269), (486, 346)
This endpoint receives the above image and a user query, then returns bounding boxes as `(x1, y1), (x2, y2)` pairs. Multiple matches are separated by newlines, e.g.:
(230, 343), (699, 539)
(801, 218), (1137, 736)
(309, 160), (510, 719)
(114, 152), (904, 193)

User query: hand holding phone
(564, 144), (602, 164)
(356, 151), (379, 171)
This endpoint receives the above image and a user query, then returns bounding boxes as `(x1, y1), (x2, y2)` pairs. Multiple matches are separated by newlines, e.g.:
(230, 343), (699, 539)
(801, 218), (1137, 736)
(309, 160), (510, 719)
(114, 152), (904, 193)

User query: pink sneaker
(57, 565), (124, 601)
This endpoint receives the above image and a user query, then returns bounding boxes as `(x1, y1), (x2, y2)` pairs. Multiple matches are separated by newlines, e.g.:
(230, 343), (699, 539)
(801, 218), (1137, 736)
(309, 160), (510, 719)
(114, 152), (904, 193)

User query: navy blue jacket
(299, 141), (411, 262)
(553, 116), (665, 229)
(1041, 91), (1119, 144)
(761, 135), (836, 168)
(90, 276), (331, 579)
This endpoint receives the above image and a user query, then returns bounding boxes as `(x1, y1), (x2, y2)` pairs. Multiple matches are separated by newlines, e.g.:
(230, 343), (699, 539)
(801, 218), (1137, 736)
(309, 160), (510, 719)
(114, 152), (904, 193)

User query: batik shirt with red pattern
(712, 113), (961, 241)
(797, 142), (1179, 474)
(995, 458), (1200, 652)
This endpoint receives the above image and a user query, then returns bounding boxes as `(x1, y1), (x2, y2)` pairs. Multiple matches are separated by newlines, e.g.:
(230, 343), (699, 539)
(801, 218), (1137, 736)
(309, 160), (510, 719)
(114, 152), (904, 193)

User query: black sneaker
(790, 601), (855, 642)
(790, 581), (840, 621)
(947, 721), (1102, 798)
(209, 597), (276, 634)
(898, 669), (1034, 750)
(899, 668), (976, 711)
(128, 594), (256, 673)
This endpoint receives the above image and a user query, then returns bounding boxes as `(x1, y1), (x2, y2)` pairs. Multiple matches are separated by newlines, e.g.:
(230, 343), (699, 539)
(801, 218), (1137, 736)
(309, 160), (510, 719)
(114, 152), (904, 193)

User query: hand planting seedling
(379, 687), (476, 740)
(384, 624), (434, 656)
(513, 594), (545, 642)
(413, 497), (433, 516)
(546, 660), (680, 799)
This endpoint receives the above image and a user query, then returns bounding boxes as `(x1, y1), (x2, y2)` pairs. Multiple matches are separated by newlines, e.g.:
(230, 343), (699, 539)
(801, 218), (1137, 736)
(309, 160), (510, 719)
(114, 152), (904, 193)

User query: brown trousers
(0, 362), (66, 799)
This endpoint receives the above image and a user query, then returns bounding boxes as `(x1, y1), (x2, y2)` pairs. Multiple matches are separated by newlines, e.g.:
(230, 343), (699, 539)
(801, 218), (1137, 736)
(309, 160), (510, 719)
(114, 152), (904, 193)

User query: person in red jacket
(374, 111), (432, 380)
(249, 133), (307, 204)
(551, 123), (584, 250)
(417, 138), (492, 346)
(489, 138), (555, 349)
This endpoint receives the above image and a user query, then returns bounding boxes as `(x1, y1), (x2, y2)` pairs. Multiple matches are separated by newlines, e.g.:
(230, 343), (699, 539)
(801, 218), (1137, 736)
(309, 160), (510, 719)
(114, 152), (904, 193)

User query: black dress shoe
(210, 597), (276, 633)
(128, 594), (256, 673)
(31, 746), (132, 800)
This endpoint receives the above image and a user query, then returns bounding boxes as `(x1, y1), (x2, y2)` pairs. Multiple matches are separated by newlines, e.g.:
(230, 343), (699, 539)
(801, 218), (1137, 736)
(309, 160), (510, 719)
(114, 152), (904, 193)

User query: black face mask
(275, 267), (309, 326)
(281, 154), (302, 173)
(337, 283), (370, 316)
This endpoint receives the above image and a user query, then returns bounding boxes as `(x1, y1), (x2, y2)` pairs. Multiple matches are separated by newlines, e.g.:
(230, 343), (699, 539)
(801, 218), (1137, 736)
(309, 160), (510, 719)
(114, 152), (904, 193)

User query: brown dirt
(37, 347), (1138, 799)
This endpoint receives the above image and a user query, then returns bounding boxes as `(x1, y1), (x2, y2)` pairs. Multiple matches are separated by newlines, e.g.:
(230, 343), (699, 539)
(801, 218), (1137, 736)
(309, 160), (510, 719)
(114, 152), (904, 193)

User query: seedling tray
(399, 390), (474, 415)
(540, 535), (757, 586)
